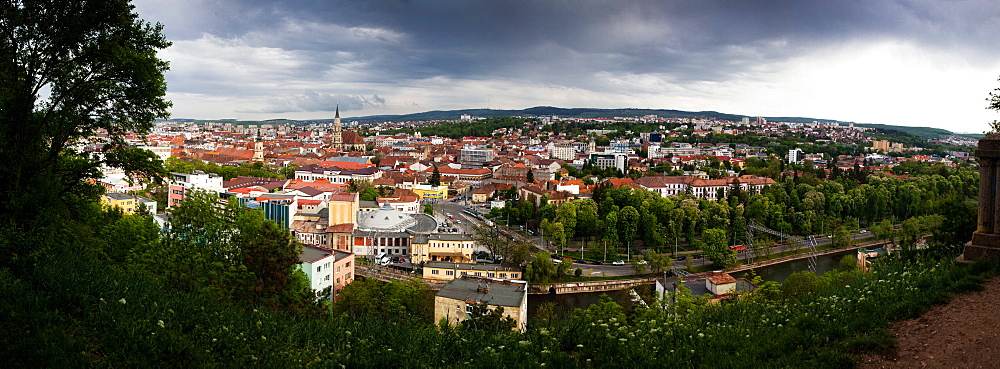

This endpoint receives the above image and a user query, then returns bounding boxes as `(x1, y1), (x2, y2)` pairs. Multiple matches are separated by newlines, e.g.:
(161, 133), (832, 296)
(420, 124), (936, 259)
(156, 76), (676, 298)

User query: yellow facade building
(422, 261), (522, 281)
(412, 184), (448, 203)
(410, 234), (476, 264)
(101, 192), (157, 214)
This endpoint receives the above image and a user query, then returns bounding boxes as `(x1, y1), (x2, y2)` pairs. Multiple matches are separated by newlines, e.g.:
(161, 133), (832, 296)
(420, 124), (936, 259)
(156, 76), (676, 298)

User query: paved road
(432, 197), (876, 276)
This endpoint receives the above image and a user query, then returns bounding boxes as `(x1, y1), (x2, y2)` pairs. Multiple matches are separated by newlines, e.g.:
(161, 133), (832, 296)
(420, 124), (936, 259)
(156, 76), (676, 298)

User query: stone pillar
(961, 134), (1000, 262)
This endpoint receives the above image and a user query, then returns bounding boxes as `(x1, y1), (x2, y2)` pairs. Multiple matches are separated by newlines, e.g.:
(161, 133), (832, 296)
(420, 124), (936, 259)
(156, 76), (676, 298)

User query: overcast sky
(133, 0), (1000, 133)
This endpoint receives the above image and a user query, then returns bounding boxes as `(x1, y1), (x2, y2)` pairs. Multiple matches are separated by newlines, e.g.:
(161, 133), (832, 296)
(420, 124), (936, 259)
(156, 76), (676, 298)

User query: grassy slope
(2, 252), (994, 368)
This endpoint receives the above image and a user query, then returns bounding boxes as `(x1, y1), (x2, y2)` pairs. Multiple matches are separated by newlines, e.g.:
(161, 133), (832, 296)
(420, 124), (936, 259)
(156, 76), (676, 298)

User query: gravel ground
(858, 277), (1000, 368)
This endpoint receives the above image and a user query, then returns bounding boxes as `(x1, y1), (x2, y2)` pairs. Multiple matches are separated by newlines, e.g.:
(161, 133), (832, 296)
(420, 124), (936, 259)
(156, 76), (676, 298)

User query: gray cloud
(139, 0), (1000, 85)
(244, 92), (387, 114)
(133, 0), (1000, 130)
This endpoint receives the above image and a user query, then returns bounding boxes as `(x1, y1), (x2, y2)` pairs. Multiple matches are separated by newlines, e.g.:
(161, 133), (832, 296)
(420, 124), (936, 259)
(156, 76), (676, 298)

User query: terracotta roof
(298, 199), (323, 207)
(705, 272), (738, 285)
(328, 192), (358, 202)
(327, 223), (354, 233)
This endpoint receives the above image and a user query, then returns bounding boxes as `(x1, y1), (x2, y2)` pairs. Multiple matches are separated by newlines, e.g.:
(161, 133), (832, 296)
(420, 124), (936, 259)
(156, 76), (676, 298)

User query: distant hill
(164, 106), (962, 138)
(853, 123), (955, 139)
(346, 106), (846, 125)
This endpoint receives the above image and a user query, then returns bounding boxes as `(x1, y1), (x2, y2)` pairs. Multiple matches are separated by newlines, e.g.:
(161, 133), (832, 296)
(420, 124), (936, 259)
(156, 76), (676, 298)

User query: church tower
(252, 132), (264, 160)
(330, 104), (343, 151)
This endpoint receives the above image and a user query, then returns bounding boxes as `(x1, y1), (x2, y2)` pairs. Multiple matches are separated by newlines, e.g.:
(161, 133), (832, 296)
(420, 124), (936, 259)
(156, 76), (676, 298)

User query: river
(527, 249), (857, 318)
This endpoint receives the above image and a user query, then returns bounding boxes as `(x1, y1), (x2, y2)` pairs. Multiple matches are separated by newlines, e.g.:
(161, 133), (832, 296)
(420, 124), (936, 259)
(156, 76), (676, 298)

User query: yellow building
(422, 261), (522, 281)
(410, 234), (476, 264)
(327, 192), (358, 225)
(412, 184), (448, 203)
(871, 140), (891, 151)
(434, 276), (528, 332)
(101, 192), (157, 214)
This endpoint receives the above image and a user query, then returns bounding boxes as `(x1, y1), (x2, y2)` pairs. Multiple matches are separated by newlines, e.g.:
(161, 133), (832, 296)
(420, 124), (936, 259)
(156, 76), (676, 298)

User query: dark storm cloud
(139, 0), (1000, 87)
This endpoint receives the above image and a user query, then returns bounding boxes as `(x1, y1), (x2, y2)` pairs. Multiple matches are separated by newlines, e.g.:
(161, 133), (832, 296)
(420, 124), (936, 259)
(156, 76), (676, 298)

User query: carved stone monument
(960, 134), (1000, 262)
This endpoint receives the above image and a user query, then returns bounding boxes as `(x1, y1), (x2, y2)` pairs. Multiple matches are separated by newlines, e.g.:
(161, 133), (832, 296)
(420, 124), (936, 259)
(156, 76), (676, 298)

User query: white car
(612, 260), (625, 265)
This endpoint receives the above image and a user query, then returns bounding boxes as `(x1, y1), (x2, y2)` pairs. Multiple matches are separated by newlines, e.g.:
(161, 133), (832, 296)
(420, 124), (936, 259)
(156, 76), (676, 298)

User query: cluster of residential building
(87, 110), (977, 328)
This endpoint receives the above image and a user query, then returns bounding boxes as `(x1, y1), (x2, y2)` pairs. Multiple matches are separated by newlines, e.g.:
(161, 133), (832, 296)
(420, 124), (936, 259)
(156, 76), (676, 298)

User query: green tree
(832, 226), (854, 249)
(526, 170), (534, 183)
(781, 270), (821, 299)
(471, 222), (531, 266)
(235, 209), (310, 309)
(555, 201), (578, 246)
(700, 228), (736, 268)
(423, 203), (434, 215)
(871, 219), (894, 241)
(335, 278), (434, 322)
(524, 252), (557, 283)
(129, 190), (309, 309)
(430, 166), (441, 186)
(630, 255), (648, 275)
(1, 0), (171, 266)
(619, 206), (640, 258)
(461, 304), (516, 332)
(602, 211), (619, 252)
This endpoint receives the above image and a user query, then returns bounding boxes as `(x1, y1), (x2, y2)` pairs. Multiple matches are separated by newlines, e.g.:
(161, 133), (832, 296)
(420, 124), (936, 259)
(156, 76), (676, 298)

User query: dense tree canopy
(0, 0), (171, 266)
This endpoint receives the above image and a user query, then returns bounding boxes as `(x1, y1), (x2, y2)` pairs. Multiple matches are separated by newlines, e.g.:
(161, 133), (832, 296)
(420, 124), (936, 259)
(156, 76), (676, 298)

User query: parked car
(635, 260), (648, 265)
(574, 259), (587, 264)
(611, 260), (625, 265)
(591, 260), (604, 265)
(675, 255), (687, 261)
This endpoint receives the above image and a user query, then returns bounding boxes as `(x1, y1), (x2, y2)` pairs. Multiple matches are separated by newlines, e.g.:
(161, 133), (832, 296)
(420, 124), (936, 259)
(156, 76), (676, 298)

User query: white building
(167, 171), (225, 207)
(298, 245), (355, 296)
(788, 148), (805, 164)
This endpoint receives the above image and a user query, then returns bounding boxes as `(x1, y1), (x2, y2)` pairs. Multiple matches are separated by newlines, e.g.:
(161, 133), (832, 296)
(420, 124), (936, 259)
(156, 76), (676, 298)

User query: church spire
(331, 103), (343, 150)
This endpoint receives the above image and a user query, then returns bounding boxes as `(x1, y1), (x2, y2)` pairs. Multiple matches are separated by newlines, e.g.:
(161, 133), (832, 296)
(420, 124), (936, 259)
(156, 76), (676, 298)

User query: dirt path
(858, 277), (1000, 368)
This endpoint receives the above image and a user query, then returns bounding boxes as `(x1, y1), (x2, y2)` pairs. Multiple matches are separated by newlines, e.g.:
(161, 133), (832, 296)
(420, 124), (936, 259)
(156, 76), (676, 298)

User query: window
(316, 266), (321, 272)
(488, 273), (495, 278)
(460, 271), (467, 276)
(500, 273), (507, 278)
(465, 303), (475, 314)
(431, 270), (439, 275)
(445, 270), (454, 276)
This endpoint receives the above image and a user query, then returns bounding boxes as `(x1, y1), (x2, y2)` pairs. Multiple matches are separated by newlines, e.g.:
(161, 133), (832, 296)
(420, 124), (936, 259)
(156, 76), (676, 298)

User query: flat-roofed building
(434, 276), (528, 332)
(422, 261), (522, 281)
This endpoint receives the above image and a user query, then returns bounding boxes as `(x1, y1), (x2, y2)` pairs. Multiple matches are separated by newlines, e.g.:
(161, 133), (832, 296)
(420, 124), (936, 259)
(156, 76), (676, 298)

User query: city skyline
(134, 0), (1000, 133)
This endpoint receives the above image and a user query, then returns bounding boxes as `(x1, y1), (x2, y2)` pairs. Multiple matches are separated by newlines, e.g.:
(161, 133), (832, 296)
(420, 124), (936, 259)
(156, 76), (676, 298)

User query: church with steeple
(327, 104), (367, 152)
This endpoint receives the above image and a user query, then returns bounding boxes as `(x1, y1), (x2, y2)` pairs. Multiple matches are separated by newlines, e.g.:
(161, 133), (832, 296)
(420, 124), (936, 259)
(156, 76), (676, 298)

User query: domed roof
(356, 202), (417, 231)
